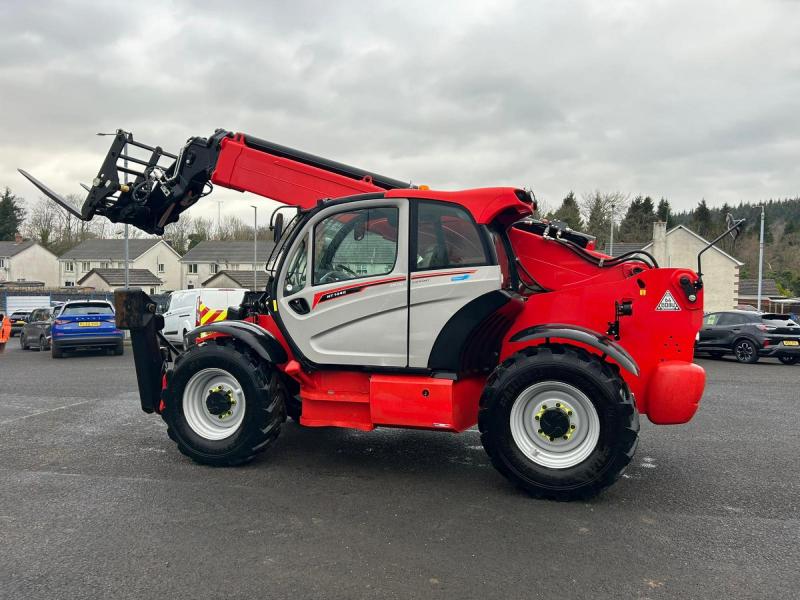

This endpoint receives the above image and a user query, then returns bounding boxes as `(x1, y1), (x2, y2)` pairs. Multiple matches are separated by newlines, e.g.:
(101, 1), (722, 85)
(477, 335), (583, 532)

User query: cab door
(277, 198), (409, 367)
(408, 201), (503, 368)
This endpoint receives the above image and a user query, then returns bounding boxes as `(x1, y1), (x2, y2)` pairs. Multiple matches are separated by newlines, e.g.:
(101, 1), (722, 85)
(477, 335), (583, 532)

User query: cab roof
(385, 187), (533, 225)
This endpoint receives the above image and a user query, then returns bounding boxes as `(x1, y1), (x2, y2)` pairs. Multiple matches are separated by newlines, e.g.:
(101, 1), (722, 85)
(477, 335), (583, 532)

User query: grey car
(19, 307), (56, 351)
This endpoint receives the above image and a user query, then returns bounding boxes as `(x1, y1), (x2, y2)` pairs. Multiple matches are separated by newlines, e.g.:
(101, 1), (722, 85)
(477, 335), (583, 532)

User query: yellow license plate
(784, 340), (799, 346)
(79, 322), (101, 327)
(15, 321), (25, 325)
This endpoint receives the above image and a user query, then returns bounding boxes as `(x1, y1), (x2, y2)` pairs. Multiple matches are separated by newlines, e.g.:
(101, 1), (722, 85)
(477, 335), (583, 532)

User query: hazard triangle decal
(656, 290), (681, 311)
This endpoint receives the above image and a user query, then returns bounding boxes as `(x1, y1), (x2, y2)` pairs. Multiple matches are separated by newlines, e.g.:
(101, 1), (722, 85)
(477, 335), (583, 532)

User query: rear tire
(778, 355), (798, 365)
(734, 339), (759, 364)
(38, 336), (49, 352)
(20, 334), (28, 350)
(114, 343), (124, 356)
(479, 345), (639, 501)
(163, 342), (286, 466)
(51, 344), (63, 359)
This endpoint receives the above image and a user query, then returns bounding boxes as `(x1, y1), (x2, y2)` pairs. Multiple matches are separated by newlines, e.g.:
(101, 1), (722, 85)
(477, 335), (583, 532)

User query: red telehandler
(20, 128), (734, 500)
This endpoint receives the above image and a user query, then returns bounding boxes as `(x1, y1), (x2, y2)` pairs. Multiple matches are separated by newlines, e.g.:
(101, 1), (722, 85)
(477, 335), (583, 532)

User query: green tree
(618, 195), (656, 242)
(0, 187), (26, 240)
(692, 199), (712, 237)
(552, 191), (583, 230)
(656, 197), (671, 224)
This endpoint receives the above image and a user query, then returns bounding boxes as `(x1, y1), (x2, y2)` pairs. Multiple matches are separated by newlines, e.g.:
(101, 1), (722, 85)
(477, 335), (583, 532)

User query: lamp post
(250, 205), (258, 290)
(757, 204), (765, 311)
(97, 131), (131, 288)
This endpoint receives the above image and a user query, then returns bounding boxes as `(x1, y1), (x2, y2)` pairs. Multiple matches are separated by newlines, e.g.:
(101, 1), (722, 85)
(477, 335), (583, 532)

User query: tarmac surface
(0, 342), (798, 599)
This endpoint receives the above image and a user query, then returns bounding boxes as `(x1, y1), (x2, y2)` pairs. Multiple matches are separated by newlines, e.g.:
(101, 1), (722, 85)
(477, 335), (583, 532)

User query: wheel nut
(567, 410), (573, 416)
(563, 435), (569, 440)
(556, 403), (561, 407)
(570, 424), (576, 429)
(535, 415), (540, 421)
(537, 429), (543, 434)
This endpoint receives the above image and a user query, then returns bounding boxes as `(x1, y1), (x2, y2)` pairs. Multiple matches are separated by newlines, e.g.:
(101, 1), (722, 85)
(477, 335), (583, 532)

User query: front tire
(479, 345), (639, 501)
(734, 339), (759, 364)
(20, 334), (28, 350)
(778, 355), (798, 365)
(163, 343), (286, 466)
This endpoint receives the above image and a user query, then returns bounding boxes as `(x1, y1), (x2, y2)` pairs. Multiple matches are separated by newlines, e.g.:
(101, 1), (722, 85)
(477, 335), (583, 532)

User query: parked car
(20, 306), (56, 351)
(695, 310), (800, 364)
(50, 300), (124, 358)
(8, 310), (31, 337)
(162, 288), (246, 347)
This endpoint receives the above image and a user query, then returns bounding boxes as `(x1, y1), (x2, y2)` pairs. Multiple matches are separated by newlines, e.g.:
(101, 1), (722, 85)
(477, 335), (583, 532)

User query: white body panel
(408, 265), (502, 367)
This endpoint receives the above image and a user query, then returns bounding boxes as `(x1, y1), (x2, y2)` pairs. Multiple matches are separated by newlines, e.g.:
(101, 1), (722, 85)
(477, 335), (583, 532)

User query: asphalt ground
(0, 342), (798, 600)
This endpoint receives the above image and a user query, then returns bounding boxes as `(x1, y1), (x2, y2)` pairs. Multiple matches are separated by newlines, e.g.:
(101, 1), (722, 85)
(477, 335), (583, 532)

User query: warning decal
(656, 290), (681, 311)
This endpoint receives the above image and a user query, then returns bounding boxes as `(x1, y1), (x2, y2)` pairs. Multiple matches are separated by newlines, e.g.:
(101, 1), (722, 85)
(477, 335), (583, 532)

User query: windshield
(266, 211), (306, 277)
(61, 303), (114, 316)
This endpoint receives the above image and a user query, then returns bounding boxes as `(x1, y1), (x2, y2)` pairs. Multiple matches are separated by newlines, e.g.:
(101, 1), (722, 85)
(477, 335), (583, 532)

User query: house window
(150, 287), (156, 294)
(229, 263), (239, 270)
(101, 262), (109, 268)
(210, 264), (219, 274)
(82, 262), (91, 271)
(0, 258), (5, 269)
(158, 263), (165, 273)
(188, 264), (198, 274)
(65, 281), (74, 287)
(65, 262), (74, 272)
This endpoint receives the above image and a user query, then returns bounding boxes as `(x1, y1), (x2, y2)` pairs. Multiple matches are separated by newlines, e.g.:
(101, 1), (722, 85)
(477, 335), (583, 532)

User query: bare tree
(24, 198), (58, 249)
(579, 191), (629, 250)
(163, 215), (193, 254)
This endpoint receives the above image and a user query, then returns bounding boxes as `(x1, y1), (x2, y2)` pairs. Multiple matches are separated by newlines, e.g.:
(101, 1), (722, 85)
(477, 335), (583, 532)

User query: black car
(8, 310), (31, 337)
(19, 306), (56, 351)
(695, 310), (800, 364)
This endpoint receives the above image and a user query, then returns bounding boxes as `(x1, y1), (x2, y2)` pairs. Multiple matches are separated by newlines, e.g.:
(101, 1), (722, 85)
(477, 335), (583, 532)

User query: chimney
(14, 232), (23, 244)
(652, 221), (667, 266)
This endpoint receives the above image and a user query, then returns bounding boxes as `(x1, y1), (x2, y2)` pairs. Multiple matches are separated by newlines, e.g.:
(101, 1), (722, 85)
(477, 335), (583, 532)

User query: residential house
(0, 234), (60, 287)
(608, 222), (743, 312)
(181, 241), (275, 289)
(58, 239), (181, 290)
(77, 269), (166, 294)
(202, 270), (269, 289)
(736, 279), (786, 312)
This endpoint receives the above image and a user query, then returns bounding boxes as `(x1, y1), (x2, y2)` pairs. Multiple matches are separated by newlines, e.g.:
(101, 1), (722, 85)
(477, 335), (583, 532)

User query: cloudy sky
(1, 0), (799, 226)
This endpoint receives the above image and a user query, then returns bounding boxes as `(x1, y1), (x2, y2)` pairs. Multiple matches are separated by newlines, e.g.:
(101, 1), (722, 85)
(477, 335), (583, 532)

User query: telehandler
(21, 128), (722, 499)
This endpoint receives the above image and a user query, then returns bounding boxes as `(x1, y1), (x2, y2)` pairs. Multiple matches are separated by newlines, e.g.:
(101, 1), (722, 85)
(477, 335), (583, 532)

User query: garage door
(5, 295), (51, 314)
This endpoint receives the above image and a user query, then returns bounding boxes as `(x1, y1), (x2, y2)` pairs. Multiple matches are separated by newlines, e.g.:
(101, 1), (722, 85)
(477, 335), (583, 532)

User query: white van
(162, 288), (246, 346)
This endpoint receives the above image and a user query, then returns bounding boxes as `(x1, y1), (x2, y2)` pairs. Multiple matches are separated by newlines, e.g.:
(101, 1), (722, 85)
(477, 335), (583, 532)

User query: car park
(8, 310), (31, 337)
(19, 306), (56, 352)
(50, 300), (123, 358)
(695, 310), (800, 364)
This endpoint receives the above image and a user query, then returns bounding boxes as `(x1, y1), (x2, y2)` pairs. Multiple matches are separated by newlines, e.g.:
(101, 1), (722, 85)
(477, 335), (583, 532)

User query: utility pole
(609, 202), (615, 256)
(251, 205), (258, 290)
(757, 204), (765, 311)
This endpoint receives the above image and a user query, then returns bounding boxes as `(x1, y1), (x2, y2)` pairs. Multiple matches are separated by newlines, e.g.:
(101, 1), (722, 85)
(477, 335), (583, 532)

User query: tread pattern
(164, 341), (285, 466)
(478, 344), (639, 501)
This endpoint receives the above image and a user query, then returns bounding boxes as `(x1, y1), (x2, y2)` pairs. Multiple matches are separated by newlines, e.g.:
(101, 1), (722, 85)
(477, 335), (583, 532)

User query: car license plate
(784, 340), (799, 346)
(15, 321), (24, 325)
(79, 322), (101, 327)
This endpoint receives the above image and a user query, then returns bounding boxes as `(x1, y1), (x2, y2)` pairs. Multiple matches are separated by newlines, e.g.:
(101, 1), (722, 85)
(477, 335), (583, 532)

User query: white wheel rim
(509, 381), (600, 469)
(182, 368), (246, 441)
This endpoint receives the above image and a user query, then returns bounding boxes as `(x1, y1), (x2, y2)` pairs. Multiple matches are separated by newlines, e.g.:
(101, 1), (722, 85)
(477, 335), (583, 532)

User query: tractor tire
(778, 356), (798, 365)
(479, 344), (639, 501)
(733, 339), (759, 364)
(163, 342), (286, 466)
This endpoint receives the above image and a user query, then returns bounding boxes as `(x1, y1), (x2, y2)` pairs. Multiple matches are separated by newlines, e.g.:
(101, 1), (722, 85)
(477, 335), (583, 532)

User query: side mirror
(273, 212), (284, 242)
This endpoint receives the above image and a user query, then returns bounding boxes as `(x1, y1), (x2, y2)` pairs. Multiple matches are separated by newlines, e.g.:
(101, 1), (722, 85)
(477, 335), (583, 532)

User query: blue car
(50, 300), (124, 358)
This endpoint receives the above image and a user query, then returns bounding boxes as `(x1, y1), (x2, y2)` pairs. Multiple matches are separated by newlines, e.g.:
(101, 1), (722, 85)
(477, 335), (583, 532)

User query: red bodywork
(191, 132), (706, 431)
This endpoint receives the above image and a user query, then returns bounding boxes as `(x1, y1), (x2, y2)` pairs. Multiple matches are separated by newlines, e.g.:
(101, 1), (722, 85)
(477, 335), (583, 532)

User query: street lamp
(250, 205), (258, 290)
(97, 131), (131, 288)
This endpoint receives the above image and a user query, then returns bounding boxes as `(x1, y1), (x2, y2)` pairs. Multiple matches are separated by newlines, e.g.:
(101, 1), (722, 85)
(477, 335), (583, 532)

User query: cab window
(414, 202), (489, 271)
(284, 236), (308, 295)
(313, 207), (399, 285)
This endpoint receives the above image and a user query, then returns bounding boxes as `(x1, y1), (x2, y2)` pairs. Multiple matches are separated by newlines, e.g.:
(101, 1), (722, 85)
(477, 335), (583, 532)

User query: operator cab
(272, 195), (518, 370)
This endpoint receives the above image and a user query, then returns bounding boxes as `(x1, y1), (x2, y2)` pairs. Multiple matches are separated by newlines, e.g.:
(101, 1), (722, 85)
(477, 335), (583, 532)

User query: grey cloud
(2, 0), (799, 223)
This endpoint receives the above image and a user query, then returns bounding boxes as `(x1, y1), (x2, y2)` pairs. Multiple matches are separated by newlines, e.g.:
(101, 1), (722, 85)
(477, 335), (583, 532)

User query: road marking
(0, 399), (96, 425)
